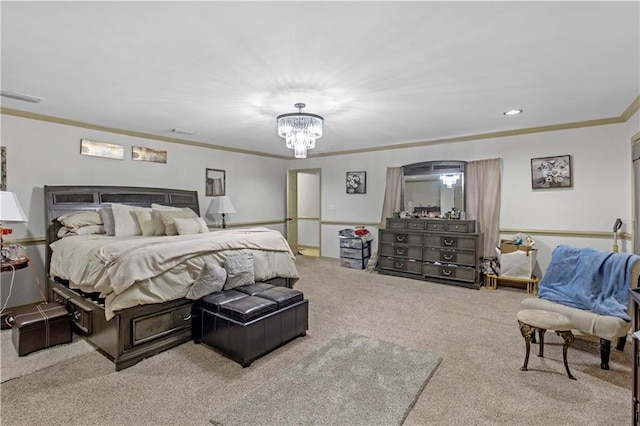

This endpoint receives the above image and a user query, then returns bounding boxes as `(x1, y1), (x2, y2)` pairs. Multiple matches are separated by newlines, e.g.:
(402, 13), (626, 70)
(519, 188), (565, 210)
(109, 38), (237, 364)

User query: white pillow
(186, 263), (227, 299)
(150, 204), (183, 235)
(132, 209), (157, 236)
(57, 211), (102, 230)
(157, 208), (199, 236)
(174, 217), (209, 235)
(111, 203), (151, 237)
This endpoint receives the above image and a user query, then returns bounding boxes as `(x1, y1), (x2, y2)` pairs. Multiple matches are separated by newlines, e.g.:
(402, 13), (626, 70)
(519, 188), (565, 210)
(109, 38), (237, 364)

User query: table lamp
(206, 196), (236, 229)
(0, 191), (28, 260)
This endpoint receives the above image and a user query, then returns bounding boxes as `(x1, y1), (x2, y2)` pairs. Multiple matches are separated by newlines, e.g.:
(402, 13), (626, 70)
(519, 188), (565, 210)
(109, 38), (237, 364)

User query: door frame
(286, 168), (321, 256)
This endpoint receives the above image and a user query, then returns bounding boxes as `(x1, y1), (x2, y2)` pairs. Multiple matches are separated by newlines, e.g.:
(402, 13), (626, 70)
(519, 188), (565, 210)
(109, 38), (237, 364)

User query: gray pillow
(223, 253), (255, 290)
(186, 262), (227, 300)
(100, 206), (115, 236)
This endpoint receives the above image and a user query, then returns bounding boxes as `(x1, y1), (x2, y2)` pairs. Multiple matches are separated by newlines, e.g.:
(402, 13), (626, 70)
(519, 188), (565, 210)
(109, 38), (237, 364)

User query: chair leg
(600, 338), (611, 370)
(615, 336), (627, 351)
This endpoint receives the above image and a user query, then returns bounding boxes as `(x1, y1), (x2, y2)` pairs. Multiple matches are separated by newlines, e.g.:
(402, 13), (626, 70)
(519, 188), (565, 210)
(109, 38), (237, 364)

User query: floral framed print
(531, 155), (572, 189)
(346, 171), (366, 194)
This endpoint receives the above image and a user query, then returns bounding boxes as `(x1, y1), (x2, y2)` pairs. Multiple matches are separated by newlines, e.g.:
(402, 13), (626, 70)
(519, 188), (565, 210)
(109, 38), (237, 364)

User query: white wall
(294, 114), (639, 273)
(1, 114), (288, 308)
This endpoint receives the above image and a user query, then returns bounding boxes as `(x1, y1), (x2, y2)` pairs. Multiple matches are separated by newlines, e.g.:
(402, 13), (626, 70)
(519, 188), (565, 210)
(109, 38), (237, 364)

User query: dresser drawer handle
(443, 239), (454, 246)
(442, 268), (453, 276)
(396, 235), (405, 242)
(73, 311), (82, 320)
(395, 262), (404, 268)
(180, 314), (192, 321)
(396, 249), (405, 255)
(443, 254), (453, 261)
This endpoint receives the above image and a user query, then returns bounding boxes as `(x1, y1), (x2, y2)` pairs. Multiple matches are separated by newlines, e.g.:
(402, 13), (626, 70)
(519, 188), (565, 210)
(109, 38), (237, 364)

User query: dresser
(378, 218), (483, 289)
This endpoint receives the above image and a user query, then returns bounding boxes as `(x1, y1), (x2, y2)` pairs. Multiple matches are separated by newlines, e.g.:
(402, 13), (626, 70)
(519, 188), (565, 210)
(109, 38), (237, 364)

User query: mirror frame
(205, 168), (226, 196)
(401, 160), (467, 215)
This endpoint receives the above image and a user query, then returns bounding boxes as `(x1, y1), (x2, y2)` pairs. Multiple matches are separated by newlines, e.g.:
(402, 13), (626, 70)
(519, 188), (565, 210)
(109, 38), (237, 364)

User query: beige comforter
(50, 228), (299, 320)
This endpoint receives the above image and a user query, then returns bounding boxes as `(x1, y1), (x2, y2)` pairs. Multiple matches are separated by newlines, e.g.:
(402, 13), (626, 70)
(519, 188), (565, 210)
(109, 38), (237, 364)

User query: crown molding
(0, 107), (291, 160)
(3, 94), (638, 160)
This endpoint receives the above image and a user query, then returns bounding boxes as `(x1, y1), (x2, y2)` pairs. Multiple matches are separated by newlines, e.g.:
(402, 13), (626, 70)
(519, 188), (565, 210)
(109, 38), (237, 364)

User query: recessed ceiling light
(503, 109), (523, 116)
(1, 90), (43, 103)
(171, 128), (195, 135)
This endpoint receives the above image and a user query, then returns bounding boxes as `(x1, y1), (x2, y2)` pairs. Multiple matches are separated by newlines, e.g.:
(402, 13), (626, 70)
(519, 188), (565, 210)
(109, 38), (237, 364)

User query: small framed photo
(531, 155), (572, 189)
(80, 139), (124, 160)
(346, 171), (366, 194)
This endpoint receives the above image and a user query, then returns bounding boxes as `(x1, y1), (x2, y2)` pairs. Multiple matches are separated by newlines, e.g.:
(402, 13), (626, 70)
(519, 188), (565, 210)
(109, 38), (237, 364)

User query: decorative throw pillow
(186, 262), (227, 300)
(223, 253), (255, 290)
(133, 209), (156, 236)
(111, 203), (151, 237)
(157, 208), (199, 236)
(150, 203), (182, 235)
(174, 217), (209, 235)
(100, 206), (116, 236)
(57, 211), (103, 230)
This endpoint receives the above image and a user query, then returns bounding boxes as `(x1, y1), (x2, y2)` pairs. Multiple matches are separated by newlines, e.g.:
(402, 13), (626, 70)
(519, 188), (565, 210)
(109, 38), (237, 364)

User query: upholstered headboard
(44, 185), (199, 272)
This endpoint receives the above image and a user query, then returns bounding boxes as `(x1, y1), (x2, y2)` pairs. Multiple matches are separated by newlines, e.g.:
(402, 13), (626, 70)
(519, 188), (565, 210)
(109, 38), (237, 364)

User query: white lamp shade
(0, 191), (28, 222)
(206, 196), (236, 216)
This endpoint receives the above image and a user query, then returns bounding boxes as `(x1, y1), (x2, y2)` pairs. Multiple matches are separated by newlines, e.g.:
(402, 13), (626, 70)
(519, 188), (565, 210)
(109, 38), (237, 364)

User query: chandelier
(440, 173), (460, 188)
(276, 103), (323, 159)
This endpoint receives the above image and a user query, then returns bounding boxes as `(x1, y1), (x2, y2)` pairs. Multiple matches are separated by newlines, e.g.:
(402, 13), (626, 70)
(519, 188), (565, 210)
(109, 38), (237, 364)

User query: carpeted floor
(0, 255), (633, 425)
(209, 333), (441, 425)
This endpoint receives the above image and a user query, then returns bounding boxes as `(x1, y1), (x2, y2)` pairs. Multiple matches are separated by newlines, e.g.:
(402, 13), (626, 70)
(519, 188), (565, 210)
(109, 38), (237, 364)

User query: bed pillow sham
(157, 208), (199, 236)
(151, 203), (184, 235)
(100, 206), (116, 236)
(111, 203), (151, 237)
(174, 217), (209, 235)
(57, 211), (103, 230)
(133, 209), (157, 236)
(57, 224), (106, 238)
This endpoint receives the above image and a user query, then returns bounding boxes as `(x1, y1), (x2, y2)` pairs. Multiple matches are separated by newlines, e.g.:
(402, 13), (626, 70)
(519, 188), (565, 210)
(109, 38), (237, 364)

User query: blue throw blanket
(538, 245), (640, 322)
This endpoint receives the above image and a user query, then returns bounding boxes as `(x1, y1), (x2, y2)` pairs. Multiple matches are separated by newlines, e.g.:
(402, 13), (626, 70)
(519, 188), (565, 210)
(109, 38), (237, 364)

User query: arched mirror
(402, 161), (466, 218)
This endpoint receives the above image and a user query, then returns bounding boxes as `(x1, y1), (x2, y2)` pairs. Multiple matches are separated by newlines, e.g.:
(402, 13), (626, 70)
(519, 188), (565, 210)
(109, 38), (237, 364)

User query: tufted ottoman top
(219, 296), (278, 322)
(517, 309), (572, 331)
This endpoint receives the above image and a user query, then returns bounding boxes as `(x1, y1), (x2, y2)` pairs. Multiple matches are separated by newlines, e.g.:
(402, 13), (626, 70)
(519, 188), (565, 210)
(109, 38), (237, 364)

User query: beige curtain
(466, 158), (501, 257)
(380, 167), (402, 228)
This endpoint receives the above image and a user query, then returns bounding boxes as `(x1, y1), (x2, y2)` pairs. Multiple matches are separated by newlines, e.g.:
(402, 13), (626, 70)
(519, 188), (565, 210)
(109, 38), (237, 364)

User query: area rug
(0, 329), (95, 383)
(209, 333), (442, 426)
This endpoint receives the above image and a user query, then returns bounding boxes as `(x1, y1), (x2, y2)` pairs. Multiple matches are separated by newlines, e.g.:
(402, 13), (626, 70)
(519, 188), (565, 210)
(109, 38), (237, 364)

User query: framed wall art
(346, 171), (366, 194)
(206, 168), (225, 196)
(531, 154), (572, 189)
(80, 139), (124, 160)
(132, 146), (167, 164)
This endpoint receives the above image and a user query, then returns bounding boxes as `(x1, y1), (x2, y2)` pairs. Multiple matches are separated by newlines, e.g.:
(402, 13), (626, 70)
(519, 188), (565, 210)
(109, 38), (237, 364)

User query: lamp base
(222, 213), (227, 229)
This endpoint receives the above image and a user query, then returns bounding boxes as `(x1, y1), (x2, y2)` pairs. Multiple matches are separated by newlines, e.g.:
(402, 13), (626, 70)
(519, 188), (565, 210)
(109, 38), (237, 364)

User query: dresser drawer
(445, 221), (475, 233)
(422, 263), (476, 282)
(423, 248), (476, 266)
(378, 257), (422, 275)
(424, 235), (477, 250)
(380, 232), (422, 245)
(387, 219), (407, 229)
(424, 220), (446, 231)
(380, 244), (422, 260)
(406, 220), (425, 230)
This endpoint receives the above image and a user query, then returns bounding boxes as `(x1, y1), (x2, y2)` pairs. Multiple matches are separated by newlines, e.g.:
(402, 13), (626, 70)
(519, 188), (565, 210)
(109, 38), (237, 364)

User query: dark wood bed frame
(44, 185), (295, 371)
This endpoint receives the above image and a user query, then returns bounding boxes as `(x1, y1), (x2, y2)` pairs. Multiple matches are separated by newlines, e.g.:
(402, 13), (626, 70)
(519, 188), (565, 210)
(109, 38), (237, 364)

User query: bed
(44, 185), (299, 370)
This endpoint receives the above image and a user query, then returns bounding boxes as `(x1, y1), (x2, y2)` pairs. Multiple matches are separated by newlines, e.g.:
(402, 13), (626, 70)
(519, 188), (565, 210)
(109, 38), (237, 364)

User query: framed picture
(80, 139), (124, 160)
(531, 155), (572, 189)
(206, 168), (225, 196)
(132, 146), (167, 164)
(346, 171), (366, 194)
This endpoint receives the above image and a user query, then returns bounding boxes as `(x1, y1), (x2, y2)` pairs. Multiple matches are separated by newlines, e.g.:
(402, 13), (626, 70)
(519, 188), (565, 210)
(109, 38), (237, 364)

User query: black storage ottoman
(193, 284), (308, 367)
(11, 302), (72, 356)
